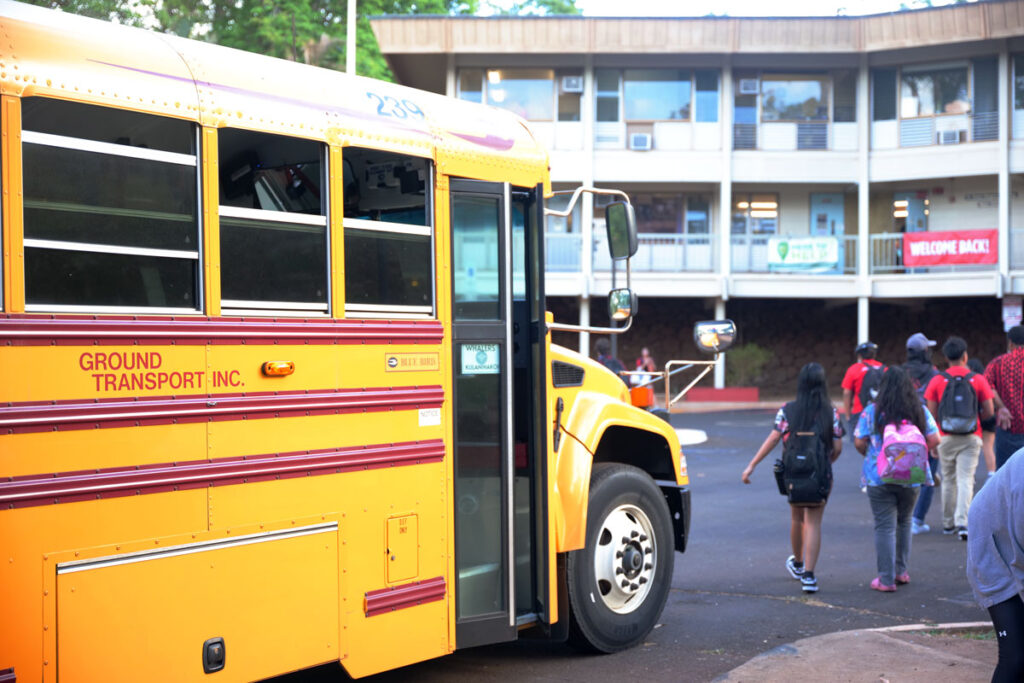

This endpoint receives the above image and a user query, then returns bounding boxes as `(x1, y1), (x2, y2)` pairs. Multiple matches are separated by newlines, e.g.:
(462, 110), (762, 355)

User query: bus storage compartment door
(55, 522), (340, 682)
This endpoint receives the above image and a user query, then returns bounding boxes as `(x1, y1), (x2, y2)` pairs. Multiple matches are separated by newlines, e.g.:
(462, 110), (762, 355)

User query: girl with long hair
(854, 367), (941, 592)
(742, 362), (844, 593)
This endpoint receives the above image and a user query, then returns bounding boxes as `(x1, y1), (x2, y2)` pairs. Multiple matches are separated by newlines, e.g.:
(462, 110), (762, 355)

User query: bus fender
(553, 391), (682, 553)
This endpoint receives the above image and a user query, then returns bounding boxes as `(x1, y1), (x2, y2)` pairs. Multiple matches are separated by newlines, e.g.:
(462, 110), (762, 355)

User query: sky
(573, 0), (972, 17)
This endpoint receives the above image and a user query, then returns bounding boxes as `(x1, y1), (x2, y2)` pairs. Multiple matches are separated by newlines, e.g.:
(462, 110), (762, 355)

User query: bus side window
(342, 148), (433, 319)
(21, 98), (199, 312)
(218, 130), (327, 316)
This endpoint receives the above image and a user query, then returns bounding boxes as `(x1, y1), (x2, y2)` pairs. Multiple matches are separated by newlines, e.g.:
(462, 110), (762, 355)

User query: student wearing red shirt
(984, 325), (1024, 470)
(842, 341), (884, 435)
(924, 336), (995, 540)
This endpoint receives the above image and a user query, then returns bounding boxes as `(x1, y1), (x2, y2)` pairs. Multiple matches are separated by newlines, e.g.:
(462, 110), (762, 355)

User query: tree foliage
(26, 0), (578, 81)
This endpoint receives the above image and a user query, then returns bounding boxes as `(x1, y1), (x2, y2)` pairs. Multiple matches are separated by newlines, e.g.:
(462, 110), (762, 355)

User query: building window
(695, 70), (720, 123)
(761, 75), (829, 121)
(832, 69), (856, 123)
(624, 69), (692, 121)
(458, 69), (484, 104)
(21, 98), (199, 312)
(732, 194), (778, 234)
(632, 193), (684, 233)
(343, 148), (433, 318)
(871, 68), (897, 121)
(218, 129), (327, 316)
(900, 65), (970, 117)
(557, 71), (582, 122)
(596, 69), (621, 122)
(487, 69), (554, 120)
(1015, 55), (1024, 111)
(686, 196), (711, 234)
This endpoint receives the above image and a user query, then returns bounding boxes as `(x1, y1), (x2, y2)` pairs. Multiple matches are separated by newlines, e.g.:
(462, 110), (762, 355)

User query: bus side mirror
(694, 319), (736, 354)
(604, 201), (637, 260)
(608, 288), (636, 321)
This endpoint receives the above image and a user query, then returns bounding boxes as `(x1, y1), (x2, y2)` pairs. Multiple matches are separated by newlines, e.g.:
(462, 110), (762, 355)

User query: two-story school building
(371, 1), (1024, 391)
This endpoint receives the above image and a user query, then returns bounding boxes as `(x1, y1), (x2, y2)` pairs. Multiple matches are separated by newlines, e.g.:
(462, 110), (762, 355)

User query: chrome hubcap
(592, 504), (656, 614)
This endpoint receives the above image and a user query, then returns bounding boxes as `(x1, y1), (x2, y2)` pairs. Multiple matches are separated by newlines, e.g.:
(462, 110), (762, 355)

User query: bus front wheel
(566, 462), (674, 653)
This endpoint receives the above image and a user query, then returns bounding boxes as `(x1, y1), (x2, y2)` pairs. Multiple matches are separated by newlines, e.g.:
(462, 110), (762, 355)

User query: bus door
(450, 179), (517, 648)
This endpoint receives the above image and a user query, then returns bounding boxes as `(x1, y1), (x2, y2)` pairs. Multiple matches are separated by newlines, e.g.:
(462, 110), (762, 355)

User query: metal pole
(346, 0), (356, 75)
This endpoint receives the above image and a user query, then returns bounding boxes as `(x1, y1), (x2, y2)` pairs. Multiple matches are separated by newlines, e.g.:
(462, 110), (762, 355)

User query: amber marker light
(261, 361), (295, 377)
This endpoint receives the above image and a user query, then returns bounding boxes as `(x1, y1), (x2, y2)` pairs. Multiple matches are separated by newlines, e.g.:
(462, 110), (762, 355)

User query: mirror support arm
(547, 317), (634, 336)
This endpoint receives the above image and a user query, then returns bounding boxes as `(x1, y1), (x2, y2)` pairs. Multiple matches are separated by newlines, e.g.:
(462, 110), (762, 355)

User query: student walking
(966, 449), (1024, 682)
(903, 332), (939, 535)
(984, 325), (1024, 470)
(854, 368), (941, 592)
(742, 363), (843, 593)
(924, 336), (995, 540)
(842, 341), (885, 437)
(968, 357), (998, 480)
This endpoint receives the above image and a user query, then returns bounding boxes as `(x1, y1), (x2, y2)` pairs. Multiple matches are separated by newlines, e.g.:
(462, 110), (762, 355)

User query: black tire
(566, 462), (674, 653)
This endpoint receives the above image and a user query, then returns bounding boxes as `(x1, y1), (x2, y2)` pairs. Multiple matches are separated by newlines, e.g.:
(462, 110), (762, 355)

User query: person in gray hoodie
(966, 449), (1024, 682)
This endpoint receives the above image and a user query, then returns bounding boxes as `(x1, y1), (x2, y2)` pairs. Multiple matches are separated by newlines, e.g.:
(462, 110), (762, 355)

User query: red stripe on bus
(0, 315), (444, 346)
(0, 439), (445, 509)
(364, 576), (447, 617)
(0, 386), (444, 433)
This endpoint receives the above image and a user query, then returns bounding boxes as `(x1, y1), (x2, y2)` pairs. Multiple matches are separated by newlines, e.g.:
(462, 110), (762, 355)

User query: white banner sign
(1003, 295), (1022, 332)
(767, 236), (840, 272)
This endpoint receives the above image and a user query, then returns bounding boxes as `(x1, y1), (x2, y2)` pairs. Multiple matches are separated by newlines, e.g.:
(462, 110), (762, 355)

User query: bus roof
(0, 0), (550, 189)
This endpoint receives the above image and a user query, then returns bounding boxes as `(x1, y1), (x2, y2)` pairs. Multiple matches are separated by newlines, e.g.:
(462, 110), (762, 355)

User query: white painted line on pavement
(676, 428), (708, 446)
(869, 621), (992, 633)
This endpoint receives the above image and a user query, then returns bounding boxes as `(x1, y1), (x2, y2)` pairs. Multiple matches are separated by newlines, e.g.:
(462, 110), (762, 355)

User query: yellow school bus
(0, 2), (731, 680)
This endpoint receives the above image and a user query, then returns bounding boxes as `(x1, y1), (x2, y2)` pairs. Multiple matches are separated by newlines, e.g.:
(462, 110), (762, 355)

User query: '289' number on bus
(366, 91), (425, 120)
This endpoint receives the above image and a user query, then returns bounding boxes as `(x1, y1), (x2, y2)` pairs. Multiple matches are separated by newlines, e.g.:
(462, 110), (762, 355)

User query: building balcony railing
(869, 232), (997, 274)
(731, 234), (857, 274)
(593, 233), (716, 272)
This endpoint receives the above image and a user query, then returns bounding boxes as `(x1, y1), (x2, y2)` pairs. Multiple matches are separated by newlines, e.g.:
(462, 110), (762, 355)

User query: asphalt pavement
(277, 408), (998, 682)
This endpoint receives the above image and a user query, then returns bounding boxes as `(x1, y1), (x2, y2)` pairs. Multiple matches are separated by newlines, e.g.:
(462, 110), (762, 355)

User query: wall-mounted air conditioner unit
(739, 78), (759, 95)
(561, 75), (584, 94)
(938, 129), (965, 145)
(629, 133), (652, 151)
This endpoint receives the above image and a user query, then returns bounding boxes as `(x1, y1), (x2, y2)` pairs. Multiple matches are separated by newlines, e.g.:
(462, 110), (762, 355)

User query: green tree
(26, 0), (144, 26)
(27, 0), (578, 80)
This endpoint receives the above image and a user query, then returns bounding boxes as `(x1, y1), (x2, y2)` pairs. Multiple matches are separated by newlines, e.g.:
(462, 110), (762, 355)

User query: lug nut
(639, 534), (648, 542)
(630, 530), (639, 538)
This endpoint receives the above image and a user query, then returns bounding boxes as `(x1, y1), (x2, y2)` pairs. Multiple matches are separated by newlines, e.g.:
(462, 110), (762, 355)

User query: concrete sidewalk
(717, 623), (995, 683)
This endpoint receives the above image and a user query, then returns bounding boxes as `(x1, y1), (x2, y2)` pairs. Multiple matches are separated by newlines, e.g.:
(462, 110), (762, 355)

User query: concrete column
(999, 45), (1011, 283)
(858, 296), (870, 344)
(719, 62), (733, 288)
(857, 54), (872, 336)
(445, 55), (456, 97)
(580, 56), (596, 353)
(714, 298), (726, 389)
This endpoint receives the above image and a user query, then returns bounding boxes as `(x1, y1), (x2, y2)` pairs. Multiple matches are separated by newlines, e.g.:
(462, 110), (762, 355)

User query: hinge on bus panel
(553, 397), (564, 452)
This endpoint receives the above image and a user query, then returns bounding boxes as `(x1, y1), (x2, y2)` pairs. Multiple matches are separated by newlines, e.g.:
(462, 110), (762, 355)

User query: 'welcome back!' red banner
(902, 229), (998, 266)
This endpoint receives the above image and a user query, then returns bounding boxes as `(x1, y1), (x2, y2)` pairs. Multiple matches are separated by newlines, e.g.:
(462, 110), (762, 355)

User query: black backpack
(937, 371), (978, 434)
(779, 405), (832, 505)
(858, 362), (885, 410)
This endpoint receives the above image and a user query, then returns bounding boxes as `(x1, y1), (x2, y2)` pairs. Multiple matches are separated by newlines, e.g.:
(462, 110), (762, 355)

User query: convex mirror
(608, 288), (636, 321)
(693, 319), (737, 354)
(605, 201), (638, 260)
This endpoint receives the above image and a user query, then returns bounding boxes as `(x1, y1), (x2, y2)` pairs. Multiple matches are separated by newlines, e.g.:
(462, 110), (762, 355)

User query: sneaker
(801, 571), (818, 593)
(911, 519), (930, 535)
(871, 577), (897, 592)
(895, 573), (910, 585)
(785, 555), (805, 580)
(957, 526), (968, 541)
(942, 527), (956, 535)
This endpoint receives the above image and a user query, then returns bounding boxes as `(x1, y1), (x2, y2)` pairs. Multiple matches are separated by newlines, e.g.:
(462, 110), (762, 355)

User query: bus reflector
(262, 361), (295, 376)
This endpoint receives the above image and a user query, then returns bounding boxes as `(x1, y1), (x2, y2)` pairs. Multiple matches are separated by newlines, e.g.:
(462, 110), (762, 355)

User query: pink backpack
(878, 420), (931, 486)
